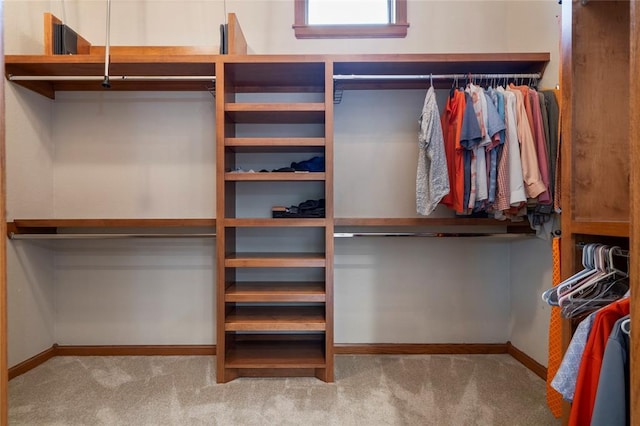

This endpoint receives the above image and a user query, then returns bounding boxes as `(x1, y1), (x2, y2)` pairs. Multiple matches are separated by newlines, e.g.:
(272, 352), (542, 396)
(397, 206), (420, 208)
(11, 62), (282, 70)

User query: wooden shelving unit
(216, 57), (334, 383)
(560, 1), (637, 423)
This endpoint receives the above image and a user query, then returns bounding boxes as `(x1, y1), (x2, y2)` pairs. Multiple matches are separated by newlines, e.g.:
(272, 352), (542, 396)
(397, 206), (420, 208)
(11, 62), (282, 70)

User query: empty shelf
(224, 252), (326, 268)
(225, 306), (326, 331)
(225, 282), (326, 302)
(225, 336), (326, 368)
(224, 103), (325, 124)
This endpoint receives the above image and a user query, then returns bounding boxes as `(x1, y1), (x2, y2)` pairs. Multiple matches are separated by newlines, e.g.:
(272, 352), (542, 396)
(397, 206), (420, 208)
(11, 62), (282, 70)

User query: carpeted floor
(9, 354), (560, 425)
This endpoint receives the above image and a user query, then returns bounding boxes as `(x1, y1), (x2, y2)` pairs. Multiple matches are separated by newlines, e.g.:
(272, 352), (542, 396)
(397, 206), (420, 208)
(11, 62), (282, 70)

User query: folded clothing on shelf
(291, 156), (324, 172)
(272, 199), (325, 218)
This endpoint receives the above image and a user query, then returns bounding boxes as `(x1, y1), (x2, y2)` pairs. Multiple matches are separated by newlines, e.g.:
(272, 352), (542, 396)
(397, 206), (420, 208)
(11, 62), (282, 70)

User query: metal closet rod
(334, 232), (527, 238)
(333, 72), (541, 81)
(576, 242), (630, 258)
(9, 232), (529, 240)
(8, 75), (216, 82)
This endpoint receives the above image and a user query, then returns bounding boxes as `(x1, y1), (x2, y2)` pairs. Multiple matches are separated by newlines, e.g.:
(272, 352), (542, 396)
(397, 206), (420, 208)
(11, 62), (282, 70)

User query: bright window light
(307, 0), (392, 25)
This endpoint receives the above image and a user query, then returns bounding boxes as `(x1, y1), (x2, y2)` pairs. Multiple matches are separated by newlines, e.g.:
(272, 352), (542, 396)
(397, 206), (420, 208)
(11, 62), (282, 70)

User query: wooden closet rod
(333, 73), (541, 81)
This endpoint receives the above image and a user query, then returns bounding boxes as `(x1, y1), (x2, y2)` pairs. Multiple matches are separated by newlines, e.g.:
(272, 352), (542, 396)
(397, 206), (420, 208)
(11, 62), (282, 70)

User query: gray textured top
(416, 86), (450, 215)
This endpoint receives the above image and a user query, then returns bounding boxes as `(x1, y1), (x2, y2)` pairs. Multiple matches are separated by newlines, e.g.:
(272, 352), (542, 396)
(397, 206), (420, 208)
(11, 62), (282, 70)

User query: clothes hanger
(621, 318), (631, 336)
(558, 245), (609, 304)
(561, 274), (629, 318)
(561, 247), (629, 318)
(542, 243), (600, 306)
(449, 76), (457, 99)
(559, 246), (628, 310)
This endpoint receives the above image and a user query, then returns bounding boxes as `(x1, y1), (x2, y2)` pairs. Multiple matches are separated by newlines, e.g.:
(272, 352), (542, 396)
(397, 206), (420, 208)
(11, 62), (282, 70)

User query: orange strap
(546, 236), (563, 417)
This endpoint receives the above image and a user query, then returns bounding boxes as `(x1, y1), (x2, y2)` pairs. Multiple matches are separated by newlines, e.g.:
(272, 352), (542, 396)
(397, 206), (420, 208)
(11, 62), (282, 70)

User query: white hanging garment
(417, 86), (450, 215)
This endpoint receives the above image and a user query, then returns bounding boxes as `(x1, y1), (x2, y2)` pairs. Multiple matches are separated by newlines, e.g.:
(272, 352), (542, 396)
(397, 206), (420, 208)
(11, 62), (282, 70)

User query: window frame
(293, 0), (408, 39)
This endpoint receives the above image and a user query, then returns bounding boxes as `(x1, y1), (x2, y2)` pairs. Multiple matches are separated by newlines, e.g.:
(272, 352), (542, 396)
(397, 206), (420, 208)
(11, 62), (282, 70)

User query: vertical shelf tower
(215, 56), (334, 382)
(560, 0), (637, 423)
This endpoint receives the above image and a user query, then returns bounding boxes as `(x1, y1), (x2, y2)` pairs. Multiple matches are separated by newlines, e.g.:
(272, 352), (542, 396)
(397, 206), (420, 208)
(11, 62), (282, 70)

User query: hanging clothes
(507, 86), (546, 199)
(569, 297), (630, 426)
(416, 86), (450, 215)
(434, 80), (559, 224)
(481, 89), (506, 208)
(528, 88), (551, 205)
(460, 91), (483, 213)
(465, 83), (490, 207)
(551, 312), (596, 401)
(542, 90), (560, 209)
(590, 315), (630, 426)
(440, 90), (466, 214)
(497, 87), (527, 213)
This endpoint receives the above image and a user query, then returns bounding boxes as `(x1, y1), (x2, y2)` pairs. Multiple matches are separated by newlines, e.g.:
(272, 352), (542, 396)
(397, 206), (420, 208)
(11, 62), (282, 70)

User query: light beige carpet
(9, 354), (560, 425)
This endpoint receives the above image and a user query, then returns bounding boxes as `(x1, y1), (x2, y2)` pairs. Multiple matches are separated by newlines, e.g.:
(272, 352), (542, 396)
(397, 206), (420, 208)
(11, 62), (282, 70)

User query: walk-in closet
(1, 1), (636, 425)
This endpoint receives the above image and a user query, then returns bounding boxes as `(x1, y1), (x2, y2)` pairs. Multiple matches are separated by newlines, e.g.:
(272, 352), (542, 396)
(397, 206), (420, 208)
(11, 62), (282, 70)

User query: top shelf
(7, 51), (550, 98)
(5, 53), (218, 98)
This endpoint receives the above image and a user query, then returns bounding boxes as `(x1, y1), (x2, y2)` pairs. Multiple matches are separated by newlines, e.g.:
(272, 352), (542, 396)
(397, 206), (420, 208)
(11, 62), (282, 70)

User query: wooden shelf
(6, 53), (550, 99)
(224, 218), (326, 227)
(225, 282), (326, 302)
(225, 137), (325, 153)
(224, 103), (325, 124)
(225, 336), (326, 368)
(225, 306), (326, 331)
(570, 221), (630, 238)
(5, 53), (218, 99)
(224, 253), (326, 268)
(224, 59), (326, 92)
(334, 217), (534, 232)
(225, 172), (325, 181)
(330, 52), (550, 90)
(7, 218), (216, 239)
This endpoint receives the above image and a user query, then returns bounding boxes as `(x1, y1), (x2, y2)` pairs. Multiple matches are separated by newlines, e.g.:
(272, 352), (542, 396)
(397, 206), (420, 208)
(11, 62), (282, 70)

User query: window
(293, 0), (408, 39)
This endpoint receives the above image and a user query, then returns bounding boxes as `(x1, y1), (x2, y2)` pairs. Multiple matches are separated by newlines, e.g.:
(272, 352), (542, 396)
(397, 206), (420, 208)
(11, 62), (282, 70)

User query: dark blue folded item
(291, 156), (324, 172)
(272, 199), (325, 218)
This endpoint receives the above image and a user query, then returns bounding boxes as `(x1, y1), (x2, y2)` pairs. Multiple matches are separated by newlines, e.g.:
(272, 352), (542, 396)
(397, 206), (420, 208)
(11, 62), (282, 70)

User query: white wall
(335, 238), (511, 343)
(53, 239), (214, 345)
(52, 92), (215, 218)
(5, 1), (560, 366)
(5, 1), (57, 367)
(509, 238), (554, 366)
